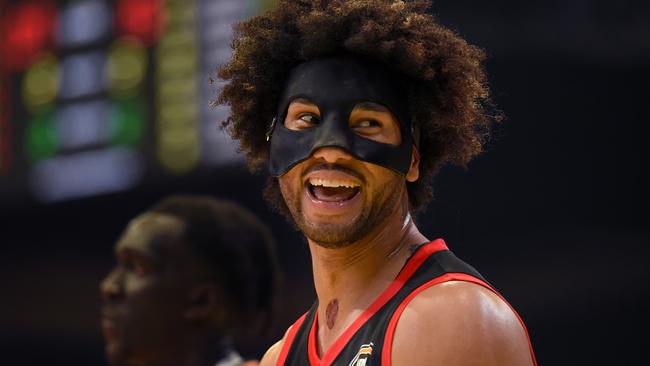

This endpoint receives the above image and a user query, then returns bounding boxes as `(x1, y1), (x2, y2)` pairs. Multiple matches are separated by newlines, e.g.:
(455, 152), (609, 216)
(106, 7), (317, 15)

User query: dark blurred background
(1, 0), (648, 365)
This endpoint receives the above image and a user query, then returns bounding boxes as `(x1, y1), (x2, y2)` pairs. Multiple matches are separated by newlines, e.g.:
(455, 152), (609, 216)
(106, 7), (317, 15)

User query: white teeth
(308, 178), (360, 188)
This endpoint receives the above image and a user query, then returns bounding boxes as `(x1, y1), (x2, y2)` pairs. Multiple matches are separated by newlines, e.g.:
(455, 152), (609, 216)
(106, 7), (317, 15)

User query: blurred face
(278, 99), (417, 247)
(100, 213), (205, 366)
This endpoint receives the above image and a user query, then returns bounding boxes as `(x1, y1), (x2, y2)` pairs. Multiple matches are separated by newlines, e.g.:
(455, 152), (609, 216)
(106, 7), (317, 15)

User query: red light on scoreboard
(0, 73), (11, 175)
(0, 1), (57, 72)
(115, 0), (165, 46)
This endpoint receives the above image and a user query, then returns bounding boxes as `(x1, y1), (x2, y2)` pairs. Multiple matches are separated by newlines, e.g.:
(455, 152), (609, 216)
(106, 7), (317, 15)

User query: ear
(406, 145), (420, 182)
(183, 283), (228, 325)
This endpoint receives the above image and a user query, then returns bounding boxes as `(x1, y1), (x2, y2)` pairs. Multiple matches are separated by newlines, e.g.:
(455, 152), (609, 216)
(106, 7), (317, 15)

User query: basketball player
(217, 1), (537, 365)
(100, 195), (278, 366)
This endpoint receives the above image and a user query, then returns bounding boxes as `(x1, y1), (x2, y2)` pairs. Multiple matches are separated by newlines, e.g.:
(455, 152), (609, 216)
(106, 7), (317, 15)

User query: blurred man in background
(218, 1), (536, 365)
(100, 195), (279, 366)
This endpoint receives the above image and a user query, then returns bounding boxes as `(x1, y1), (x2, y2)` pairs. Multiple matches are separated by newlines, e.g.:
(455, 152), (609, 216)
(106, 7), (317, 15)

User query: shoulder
(258, 318), (297, 366)
(390, 280), (534, 366)
(259, 337), (284, 366)
(260, 310), (312, 366)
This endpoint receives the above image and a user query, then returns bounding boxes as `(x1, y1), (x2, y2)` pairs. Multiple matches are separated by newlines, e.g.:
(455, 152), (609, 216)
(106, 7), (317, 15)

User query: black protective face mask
(267, 57), (417, 176)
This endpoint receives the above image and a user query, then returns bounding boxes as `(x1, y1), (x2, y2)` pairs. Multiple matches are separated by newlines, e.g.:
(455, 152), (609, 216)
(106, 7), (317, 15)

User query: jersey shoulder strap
(275, 304), (316, 366)
(379, 248), (538, 366)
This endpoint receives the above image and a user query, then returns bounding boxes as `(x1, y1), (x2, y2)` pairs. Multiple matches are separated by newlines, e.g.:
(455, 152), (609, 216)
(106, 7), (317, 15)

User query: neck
(307, 194), (428, 354)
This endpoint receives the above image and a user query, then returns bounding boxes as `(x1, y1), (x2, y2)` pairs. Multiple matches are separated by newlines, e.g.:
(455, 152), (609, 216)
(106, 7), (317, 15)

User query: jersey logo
(348, 342), (374, 366)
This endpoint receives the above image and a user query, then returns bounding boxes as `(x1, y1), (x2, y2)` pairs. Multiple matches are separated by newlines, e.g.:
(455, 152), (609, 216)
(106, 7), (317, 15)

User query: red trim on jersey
(275, 312), (309, 366)
(306, 239), (449, 366)
(307, 312), (320, 366)
(381, 273), (538, 366)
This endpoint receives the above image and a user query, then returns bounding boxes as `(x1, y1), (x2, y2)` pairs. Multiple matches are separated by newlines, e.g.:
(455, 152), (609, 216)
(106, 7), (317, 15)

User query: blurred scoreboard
(0, 0), (273, 203)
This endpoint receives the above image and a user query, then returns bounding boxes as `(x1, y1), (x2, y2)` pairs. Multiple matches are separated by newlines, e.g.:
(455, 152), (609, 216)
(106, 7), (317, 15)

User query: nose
(100, 268), (123, 303)
(311, 146), (354, 165)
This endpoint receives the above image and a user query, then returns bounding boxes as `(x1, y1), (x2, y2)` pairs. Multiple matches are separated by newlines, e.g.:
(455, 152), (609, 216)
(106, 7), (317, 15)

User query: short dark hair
(217, 0), (500, 213)
(150, 195), (279, 332)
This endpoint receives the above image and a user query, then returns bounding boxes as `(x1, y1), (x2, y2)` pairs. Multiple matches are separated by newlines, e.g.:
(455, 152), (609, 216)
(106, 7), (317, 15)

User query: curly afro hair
(217, 0), (498, 214)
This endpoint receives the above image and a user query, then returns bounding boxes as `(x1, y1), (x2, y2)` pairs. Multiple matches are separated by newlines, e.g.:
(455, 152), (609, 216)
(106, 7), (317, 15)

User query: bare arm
(259, 324), (293, 366)
(259, 339), (283, 366)
(390, 281), (534, 366)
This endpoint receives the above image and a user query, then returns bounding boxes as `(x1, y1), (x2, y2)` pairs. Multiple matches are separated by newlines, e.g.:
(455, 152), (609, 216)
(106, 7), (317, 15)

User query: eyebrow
(289, 97), (317, 106)
(288, 99), (390, 113)
(353, 101), (390, 113)
(115, 243), (156, 260)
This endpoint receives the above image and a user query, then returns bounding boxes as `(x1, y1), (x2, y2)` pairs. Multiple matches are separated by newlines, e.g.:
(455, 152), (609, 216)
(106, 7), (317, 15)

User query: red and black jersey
(275, 239), (537, 366)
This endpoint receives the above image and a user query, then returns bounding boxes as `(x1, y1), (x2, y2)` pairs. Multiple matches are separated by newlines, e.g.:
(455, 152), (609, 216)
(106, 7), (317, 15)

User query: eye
(131, 260), (148, 277)
(121, 257), (149, 277)
(286, 112), (320, 131)
(299, 113), (319, 125)
(348, 104), (402, 145)
(284, 100), (320, 131)
(354, 119), (380, 129)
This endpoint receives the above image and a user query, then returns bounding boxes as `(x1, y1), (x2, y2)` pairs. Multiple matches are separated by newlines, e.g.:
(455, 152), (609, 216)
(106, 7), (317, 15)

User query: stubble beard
(281, 174), (404, 249)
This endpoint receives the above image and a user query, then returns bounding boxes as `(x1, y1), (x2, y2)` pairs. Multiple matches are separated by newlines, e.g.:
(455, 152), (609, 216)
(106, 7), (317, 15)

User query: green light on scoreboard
(26, 109), (58, 162)
(110, 97), (145, 146)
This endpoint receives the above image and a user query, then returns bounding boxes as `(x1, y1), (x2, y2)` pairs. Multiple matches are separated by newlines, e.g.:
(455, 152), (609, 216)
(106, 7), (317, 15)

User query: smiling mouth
(307, 178), (361, 202)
